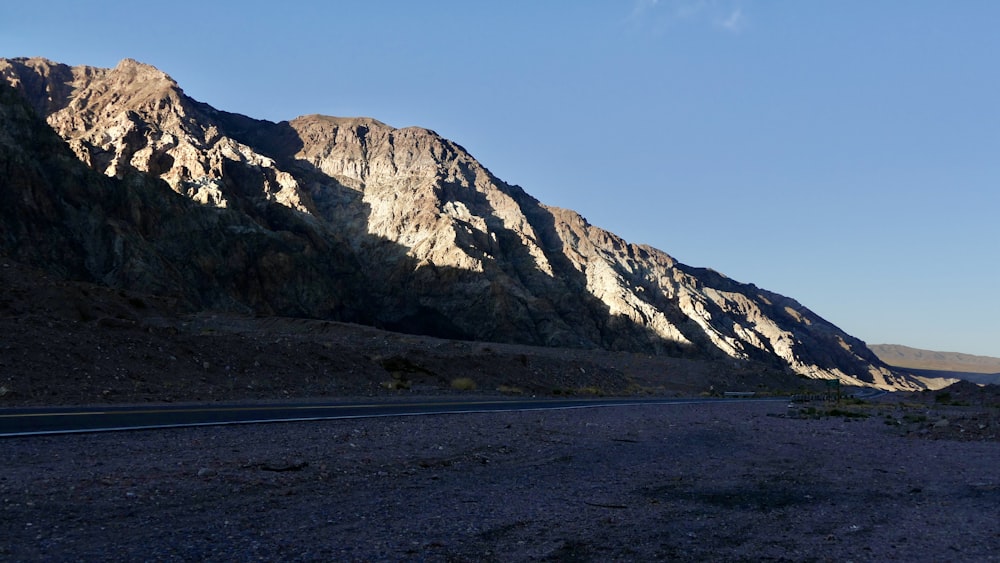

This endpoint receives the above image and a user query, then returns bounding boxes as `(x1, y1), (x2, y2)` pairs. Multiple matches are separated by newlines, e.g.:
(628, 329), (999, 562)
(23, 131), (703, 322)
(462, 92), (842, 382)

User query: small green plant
(497, 385), (524, 395)
(625, 383), (660, 395)
(451, 377), (477, 391)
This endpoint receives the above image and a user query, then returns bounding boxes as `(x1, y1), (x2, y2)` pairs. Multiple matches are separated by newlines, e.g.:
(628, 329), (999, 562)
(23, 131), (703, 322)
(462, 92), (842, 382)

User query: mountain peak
(293, 114), (391, 129)
(112, 58), (177, 85)
(0, 57), (924, 390)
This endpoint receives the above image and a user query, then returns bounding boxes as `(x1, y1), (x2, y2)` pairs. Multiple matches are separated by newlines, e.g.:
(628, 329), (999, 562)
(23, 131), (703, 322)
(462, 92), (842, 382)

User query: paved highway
(0, 396), (781, 437)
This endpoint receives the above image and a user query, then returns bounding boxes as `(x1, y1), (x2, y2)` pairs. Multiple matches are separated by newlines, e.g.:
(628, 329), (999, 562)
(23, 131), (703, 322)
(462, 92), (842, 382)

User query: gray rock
(0, 57), (922, 390)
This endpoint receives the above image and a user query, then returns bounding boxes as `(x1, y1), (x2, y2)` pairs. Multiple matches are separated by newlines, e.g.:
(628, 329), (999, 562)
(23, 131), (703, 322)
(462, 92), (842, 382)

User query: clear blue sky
(4, 1), (999, 357)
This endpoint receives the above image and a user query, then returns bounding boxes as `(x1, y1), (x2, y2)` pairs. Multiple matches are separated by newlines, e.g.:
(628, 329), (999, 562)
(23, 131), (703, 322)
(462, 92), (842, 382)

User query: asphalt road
(0, 396), (780, 437)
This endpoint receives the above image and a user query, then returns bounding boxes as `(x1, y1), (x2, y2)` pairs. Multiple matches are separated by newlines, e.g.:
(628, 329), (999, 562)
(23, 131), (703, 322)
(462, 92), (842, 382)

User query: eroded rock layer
(0, 57), (918, 389)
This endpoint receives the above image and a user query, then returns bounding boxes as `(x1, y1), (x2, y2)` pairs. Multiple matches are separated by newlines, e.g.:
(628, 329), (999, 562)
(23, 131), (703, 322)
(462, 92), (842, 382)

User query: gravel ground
(3, 400), (998, 562)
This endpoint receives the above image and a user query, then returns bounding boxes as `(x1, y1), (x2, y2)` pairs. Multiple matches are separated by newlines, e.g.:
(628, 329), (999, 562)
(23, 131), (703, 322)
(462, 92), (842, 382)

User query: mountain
(0, 57), (919, 390)
(870, 344), (1000, 386)
(0, 73), (375, 323)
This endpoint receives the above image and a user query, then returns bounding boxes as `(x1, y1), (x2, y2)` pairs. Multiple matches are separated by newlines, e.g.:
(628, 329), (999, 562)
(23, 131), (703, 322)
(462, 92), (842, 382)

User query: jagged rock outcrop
(0, 79), (373, 321)
(0, 57), (920, 389)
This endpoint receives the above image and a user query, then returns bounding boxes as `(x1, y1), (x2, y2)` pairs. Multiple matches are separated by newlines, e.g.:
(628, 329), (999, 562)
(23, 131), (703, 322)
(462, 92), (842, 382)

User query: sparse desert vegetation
(450, 377), (478, 391)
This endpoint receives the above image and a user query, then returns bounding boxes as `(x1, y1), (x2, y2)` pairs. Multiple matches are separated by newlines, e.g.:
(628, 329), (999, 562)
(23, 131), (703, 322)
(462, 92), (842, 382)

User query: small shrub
(625, 383), (660, 395)
(451, 377), (477, 391)
(497, 385), (524, 395)
(381, 373), (411, 390)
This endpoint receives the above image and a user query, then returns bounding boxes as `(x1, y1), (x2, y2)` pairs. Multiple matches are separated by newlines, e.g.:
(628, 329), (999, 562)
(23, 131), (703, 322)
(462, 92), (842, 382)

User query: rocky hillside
(871, 344), (1000, 385)
(870, 345), (1000, 373)
(0, 57), (919, 390)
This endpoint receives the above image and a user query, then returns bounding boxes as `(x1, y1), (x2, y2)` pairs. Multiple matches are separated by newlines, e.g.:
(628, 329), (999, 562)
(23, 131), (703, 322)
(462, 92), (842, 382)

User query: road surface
(0, 396), (780, 437)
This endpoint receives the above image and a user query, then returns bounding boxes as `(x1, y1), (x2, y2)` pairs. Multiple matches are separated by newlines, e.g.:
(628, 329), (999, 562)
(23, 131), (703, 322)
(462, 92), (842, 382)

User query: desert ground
(3, 396), (998, 561)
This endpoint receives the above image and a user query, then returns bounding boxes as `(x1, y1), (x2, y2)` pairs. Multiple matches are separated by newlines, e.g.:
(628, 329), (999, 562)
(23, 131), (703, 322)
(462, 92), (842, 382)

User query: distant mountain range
(0, 57), (921, 390)
(870, 344), (1000, 386)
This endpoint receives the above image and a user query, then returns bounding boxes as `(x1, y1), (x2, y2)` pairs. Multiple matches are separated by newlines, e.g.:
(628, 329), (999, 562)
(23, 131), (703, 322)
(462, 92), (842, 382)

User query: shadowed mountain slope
(0, 57), (920, 389)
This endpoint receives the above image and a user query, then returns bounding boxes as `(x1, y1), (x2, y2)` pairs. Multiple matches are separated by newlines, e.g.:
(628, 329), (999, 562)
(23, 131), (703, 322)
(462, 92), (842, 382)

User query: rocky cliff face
(0, 57), (918, 389)
(0, 76), (373, 322)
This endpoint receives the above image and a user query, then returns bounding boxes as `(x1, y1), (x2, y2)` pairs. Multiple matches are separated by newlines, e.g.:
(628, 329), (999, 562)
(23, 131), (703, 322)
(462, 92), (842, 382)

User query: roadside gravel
(3, 400), (997, 561)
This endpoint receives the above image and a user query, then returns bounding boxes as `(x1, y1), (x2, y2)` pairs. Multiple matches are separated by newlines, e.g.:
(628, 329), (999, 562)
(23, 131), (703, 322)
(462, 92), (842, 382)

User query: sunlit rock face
(0, 57), (920, 389)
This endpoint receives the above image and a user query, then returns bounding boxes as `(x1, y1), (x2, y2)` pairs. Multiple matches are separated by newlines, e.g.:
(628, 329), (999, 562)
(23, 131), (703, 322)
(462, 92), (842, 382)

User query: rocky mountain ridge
(870, 344), (1000, 373)
(871, 344), (1000, 386)
(0, 57), (919, 390)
